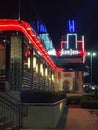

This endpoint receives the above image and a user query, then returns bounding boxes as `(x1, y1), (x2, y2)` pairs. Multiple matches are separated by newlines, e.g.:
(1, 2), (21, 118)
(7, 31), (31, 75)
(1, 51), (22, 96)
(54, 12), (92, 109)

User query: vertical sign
(68, 20), (75, 33)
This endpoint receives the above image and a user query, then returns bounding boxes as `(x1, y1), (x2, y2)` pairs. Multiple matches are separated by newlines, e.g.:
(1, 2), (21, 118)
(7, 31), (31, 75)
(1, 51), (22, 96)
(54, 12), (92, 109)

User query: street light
(87, 52), (96, 113)
(87, 52), (96, 84)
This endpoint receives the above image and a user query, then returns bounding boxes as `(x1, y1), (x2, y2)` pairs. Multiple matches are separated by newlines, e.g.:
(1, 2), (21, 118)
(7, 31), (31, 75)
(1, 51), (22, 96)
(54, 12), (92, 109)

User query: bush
(80, 98), (98, 109)
(67, 96), (83, 105)
(83, 88), (98, 99)
(20, 90), (66, 103)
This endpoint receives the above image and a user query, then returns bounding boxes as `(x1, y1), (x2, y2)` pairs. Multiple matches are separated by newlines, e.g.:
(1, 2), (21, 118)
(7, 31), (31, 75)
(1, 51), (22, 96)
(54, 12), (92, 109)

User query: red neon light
(78, 50), (84, 56)
(60, 41), (67, 50)
(25, 51), (31, 57)
(77, 40), (83, 43)
(0, 19), (63, 71)
(56, 49), (61, 56)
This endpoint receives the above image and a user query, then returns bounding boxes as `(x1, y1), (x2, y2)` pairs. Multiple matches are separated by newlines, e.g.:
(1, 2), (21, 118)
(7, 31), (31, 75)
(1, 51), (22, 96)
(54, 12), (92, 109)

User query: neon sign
(67, 33), (77, 49)
(61, 49), (79, 55)
(68, 20), (75, 33)
(37, 21), (48, 33)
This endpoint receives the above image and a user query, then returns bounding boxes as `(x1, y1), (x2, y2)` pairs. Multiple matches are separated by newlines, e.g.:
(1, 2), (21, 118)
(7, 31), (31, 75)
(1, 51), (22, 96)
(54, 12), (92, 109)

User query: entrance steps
(0, 115), (17, 130)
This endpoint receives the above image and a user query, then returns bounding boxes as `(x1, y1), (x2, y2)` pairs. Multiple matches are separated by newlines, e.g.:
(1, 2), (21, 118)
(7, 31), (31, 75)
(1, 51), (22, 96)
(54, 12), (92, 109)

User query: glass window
(23, 42), (31, 72)
(0, 41), (5, 78)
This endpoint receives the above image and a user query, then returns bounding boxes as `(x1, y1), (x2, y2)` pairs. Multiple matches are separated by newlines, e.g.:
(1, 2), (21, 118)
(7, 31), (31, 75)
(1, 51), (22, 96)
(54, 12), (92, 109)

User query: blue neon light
(68, 20), (75, 33)
(37, 21), (48, 33)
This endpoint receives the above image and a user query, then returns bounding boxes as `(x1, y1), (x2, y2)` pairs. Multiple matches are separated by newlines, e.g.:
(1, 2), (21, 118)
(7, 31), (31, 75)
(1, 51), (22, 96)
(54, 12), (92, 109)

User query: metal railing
(0, 92), (28, 130)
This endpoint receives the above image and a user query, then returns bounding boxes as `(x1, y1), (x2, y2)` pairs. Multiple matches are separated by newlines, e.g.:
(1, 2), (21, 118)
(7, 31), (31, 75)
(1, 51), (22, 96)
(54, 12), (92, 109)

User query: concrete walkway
(21, 108), (98, 130)
(66, 108), (98, 130)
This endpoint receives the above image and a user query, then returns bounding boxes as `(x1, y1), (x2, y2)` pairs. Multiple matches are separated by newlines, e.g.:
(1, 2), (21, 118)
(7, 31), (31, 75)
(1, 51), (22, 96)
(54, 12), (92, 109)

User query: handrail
(0, 92), (28, 116)
(3, 91), (23, 104)
(0, 92), (28, 129)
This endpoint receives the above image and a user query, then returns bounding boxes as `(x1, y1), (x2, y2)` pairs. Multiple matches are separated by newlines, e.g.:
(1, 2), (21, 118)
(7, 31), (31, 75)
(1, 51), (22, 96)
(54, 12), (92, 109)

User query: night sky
(0, 0), (98, 49)
(0, 0), (98, 84)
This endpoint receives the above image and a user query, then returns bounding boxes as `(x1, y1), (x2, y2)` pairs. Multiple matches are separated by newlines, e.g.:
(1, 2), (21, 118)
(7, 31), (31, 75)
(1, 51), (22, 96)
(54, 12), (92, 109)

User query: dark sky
(0, 0), (98, 50)
(0, 0), (98, 84)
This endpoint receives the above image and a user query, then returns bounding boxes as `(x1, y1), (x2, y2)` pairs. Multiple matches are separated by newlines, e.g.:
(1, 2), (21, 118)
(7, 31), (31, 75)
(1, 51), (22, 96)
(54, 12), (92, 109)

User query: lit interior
(45, 68), (48, 77)
(33, 57), (36, 69)
(40, 63), (43, 76)
(27, 57), (30, 69)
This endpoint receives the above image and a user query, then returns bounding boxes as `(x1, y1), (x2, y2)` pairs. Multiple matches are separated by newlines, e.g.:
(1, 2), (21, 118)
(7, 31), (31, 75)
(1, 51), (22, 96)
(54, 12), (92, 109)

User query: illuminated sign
(47, 49), (56, 55)
(60, 34), (85, 56)
(67, 33), (77, 49)
(37, 21), (48, 33)
(59, 20), (86, 63)
(61, 49), (80, 55)
(68, 20), (75, 33)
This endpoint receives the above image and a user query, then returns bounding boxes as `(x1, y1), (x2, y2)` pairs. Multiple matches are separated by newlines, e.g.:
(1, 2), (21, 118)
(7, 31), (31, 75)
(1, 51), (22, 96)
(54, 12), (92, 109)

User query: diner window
(0, 42), (5, 77)
(23, 43), (31, 72)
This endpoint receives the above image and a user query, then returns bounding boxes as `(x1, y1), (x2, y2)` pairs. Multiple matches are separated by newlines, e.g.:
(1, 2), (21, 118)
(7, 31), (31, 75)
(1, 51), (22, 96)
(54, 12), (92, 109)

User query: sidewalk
(65, 108), (98, 130)
(21, 107), (98, 130)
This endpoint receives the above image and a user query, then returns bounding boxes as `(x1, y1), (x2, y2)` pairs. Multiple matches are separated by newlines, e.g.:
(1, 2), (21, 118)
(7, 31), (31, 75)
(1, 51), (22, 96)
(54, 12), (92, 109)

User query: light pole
(87, 52), (96, 84)
(87, 52), (96, 113)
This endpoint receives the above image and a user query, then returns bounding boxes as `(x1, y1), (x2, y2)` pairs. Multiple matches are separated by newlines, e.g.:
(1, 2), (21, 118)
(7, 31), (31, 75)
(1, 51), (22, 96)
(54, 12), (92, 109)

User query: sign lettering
(61, 49), (79, 55)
